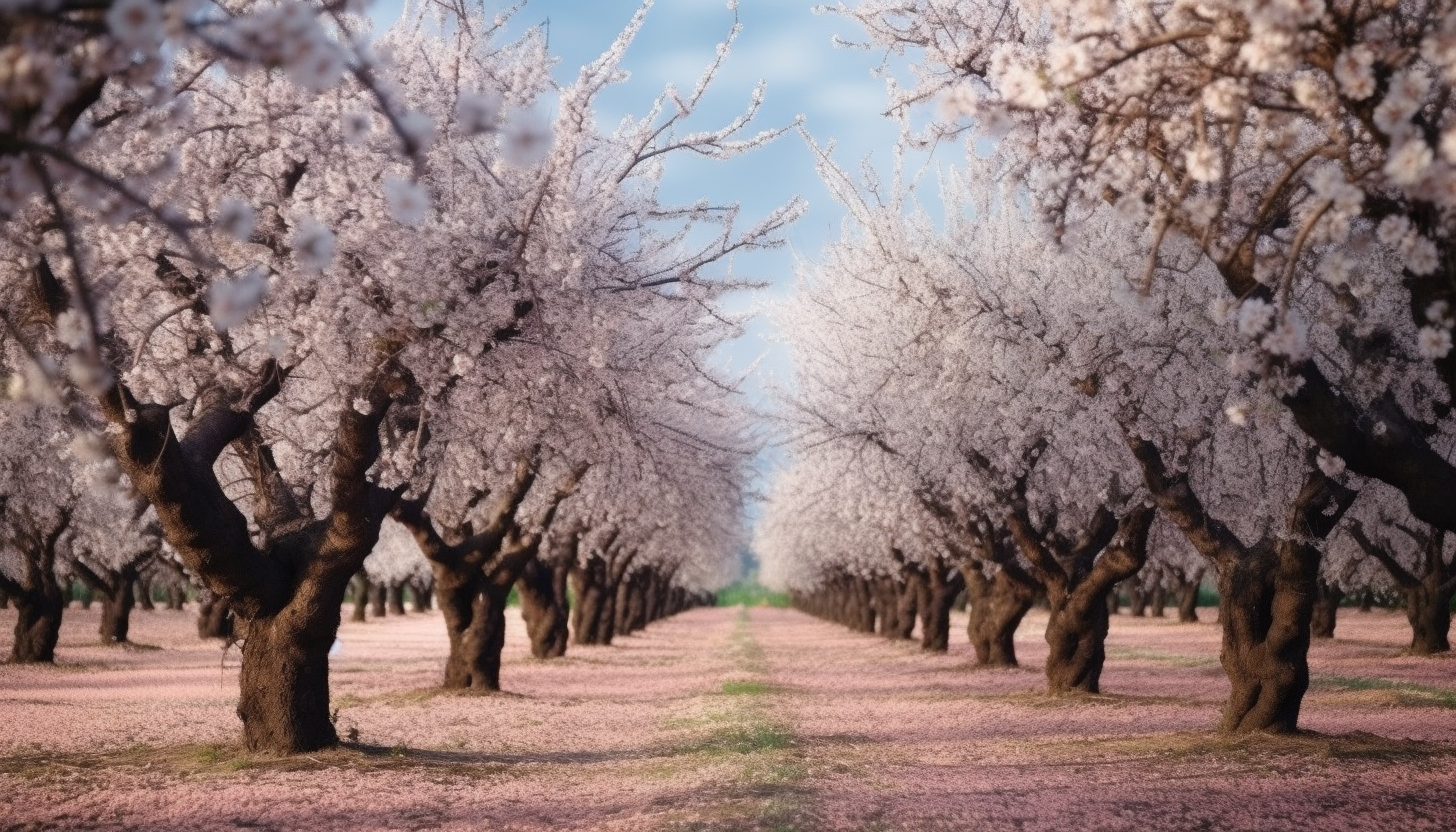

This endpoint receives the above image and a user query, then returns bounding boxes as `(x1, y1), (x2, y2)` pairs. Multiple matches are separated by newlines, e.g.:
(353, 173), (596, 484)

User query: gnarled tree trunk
(349, 573), (370, 623)
(1310, 580), (1343, 639)
(961, 563), (1036, 667)
(1127, 434), (1356, 734)
(919, 559), (964, 652)
(519, 559), (570, 658)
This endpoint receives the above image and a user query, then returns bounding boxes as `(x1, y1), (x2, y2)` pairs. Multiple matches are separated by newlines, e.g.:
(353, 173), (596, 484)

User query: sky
(368, 0), (919, 537)
(370, 0), (911, 399)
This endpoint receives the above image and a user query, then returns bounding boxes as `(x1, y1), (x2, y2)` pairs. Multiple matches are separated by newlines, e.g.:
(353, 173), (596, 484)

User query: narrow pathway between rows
(2, 604), (1455, 831)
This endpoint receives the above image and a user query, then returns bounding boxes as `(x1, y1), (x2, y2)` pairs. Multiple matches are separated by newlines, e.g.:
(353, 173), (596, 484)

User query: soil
(0, 605), (1452, 830)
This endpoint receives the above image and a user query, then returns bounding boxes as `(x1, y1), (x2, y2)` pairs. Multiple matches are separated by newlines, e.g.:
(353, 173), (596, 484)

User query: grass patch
(1309, 675), (1456, 708)
(1106, 646), (1219, 668)
(722, 680), (775, 696)
(716, 580), (790, 608)
(682, 724), (795, 756)
(973, 690), (1202, 709)
(0, 742), (529, 781)
(1019, 730), (1454, 767)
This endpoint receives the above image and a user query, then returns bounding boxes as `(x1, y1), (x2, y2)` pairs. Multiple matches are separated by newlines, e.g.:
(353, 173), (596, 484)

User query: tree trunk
(387, 582), (406, 616)
(1358, 589), (1374, 612)
(896, 569), (923, 640)
(1105, 588), (1120, 616)
(1177, 572), (1203, 623)
(166, 583), (186, 610)
(235, 576), (351, 753)
(370, 583), (387, 618)
(8, 589), (66, 663)
(919, 561), (963, 652)
(874, 575), (901, 637)
(962, 565), (1035, 667)
(1216, 544), (1318, 734)
(1310, 580), (1343, 639)
(350, 573), (370, 623)
(432, 566), (502, 690)
(409, 577), (432, 612)
(1125, 580), (1147, 616)
(135, 577), (156, 611)
(1036, 507), (1154, 694)
(1149, 583), (1167, 618)
(197, 596), (235, 640)
(1404, 582), (1453, 655)
(520, 560), (570, 658)
(571, 560), (609, 646)
(98, 579), (136, 644)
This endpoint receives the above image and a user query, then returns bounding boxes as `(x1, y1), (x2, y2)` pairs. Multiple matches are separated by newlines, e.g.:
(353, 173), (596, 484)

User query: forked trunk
(1404, 583), (1453, 655)
(1037, 506), (1154, 694)
(135, 578), (156, 611)
(962, 566), (1034, 667)
(1125, 581), (1147, 616)
(1216, 543), (1318, 734)
(919, 562), (963, 652)
(1149, 584), (1167, 618)
(1310, 580), (1343, 639)
(9, 590), (65, 663)
(198, 596), (235, 639)
(236, 574), (351, 753)
(433, 567), (503, 690)
(895, 568), (924, 640)
(519, 560), (570, 658)
(99, 580), (136, 644)
(1177, 574), (1202, 623)
(350, 573), (370, 623)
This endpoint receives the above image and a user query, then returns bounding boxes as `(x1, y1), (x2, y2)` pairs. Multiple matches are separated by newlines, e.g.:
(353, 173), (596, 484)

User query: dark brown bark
(1126, 434), (1356, 733)
(135, 577), (155, 611)
(1347, 524), (1454, 655)
(1311, 580), (1344, 639)
(8, 590), (65, 664)
(70, 555), (148, 644)
(198, 595), (235, 639)
(919, 559), (964, 652)
(386, 582), (406, 616)
(350, 573), (370, 623)
(519, 558), (570, 658)
(1125, 580), (1147, 617)
(961, 562), (1036, 667)
(572, 556), (610, 645)
(370, 583), (387, 618)
(1, 509), (72, 663)
(1009, 502), (1156, 694)
(1176, 571), (1204, 623)
(897, 566), (925, 641)
(431, 565), (504, 690)
(392, 456), (583, 687)
(235, 575), (349, 753)
(409, 576), (432, 612)
(1149, 582), (1168, 618)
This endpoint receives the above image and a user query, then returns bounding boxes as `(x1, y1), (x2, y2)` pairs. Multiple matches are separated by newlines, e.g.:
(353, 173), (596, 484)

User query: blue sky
(371, 0), (908, 402)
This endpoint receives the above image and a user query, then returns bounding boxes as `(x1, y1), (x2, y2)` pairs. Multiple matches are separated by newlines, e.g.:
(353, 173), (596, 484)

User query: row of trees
(759, 0), (1456, 735)
(1, 0), (775, 753)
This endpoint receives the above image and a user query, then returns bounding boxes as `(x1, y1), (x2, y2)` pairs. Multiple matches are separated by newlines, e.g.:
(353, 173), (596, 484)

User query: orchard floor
(1, 605), (1454, 832)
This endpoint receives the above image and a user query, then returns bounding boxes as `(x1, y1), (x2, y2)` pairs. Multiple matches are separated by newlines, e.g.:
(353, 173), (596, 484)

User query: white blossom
(1417, 325), (1453, 359)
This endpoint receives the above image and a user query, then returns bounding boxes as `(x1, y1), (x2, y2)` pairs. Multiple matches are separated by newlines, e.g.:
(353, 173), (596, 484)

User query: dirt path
(1, 605), (1454, 831)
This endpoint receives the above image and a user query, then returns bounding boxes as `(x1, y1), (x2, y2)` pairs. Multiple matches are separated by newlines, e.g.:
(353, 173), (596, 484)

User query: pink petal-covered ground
(0, 604), (1452, 831)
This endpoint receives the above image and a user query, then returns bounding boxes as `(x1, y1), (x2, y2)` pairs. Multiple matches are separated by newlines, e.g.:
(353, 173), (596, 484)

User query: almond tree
(839, 0), (1456, 536)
